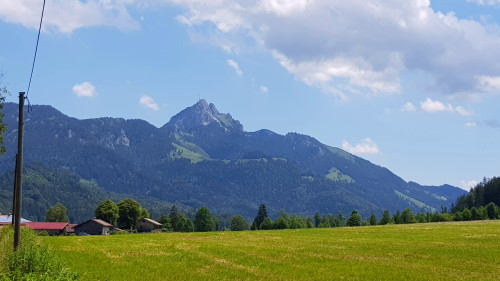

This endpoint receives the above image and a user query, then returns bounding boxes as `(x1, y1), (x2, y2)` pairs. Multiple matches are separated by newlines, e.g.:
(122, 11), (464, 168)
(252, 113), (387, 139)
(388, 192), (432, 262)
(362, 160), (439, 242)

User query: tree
(379, 210), (392, 225)
(117, 198), (141, 230)
(252, 204), (268, 230)
(0, 71), (8, 155)
(194, 206), (216, 232)
(393, 211), (403, 224)
(45, 203), (69, 222)
(461, 208), (472, 221)
(170, 205), (180, 231)
(158, 215), (172, 232)
(289, 215), (307, 229)
(94, 199), (119, 225)
(346, 210), (361, 227)
(369, 214), (377, 226)
(139, 207), (151, 220)
(259, 217), (273, 230)
(174, 214), (194, 232)
(306, 217), (314, 228)
(485, 202), (498, 220)
(402, 208), (416, 224)
(336, 212), (346, 227)
(230, 215), (249, 231)
(273, 210), (290, 230)
(314, 212), (321, 227)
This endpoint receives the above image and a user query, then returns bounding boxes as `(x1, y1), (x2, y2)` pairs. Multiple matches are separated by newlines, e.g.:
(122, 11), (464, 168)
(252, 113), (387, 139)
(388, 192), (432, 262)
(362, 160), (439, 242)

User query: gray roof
(0, 215), (31, 224)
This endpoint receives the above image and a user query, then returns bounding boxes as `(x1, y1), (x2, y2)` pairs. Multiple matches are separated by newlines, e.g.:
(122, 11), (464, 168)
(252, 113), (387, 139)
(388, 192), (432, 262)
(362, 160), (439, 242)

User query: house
(74, 218), (114, 235)
(135, 218), (163, 233)
(0, 214), (31, 226)
(24, 222), (69, 236)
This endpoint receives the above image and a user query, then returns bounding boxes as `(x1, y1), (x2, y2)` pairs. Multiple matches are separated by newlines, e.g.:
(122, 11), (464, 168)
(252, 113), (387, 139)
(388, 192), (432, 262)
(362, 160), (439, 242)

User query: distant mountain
(0, 100), (467, 218)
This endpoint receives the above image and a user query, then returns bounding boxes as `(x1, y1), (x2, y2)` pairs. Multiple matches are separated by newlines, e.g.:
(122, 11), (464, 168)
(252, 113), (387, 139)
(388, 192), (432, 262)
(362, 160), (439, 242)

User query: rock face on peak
(163, 99), (243, 135)
(0, 101), (466, 218)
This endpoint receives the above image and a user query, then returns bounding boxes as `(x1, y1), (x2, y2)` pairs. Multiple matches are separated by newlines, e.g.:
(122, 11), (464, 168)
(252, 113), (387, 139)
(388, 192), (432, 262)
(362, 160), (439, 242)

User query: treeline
(452, 177), (500, 212)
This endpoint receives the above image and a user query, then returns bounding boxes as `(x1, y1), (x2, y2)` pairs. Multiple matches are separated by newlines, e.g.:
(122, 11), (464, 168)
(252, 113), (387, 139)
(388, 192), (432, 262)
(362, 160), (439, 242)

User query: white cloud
(465, 121), (477, 127)
(0, 0), (140, 34)
(4, 1), (500, 99)
(168, 0), (500, 99)
(402, 102), (417, 112)
(420, 98), (453, 113)
(139, 95), (159, 111)
(227, 59), (243, 76)
(72, 82), (96, 97)
(467, 0), (500, 6)
(342, 138), (380, 155)
(420, 98), (471, 116)
(260, 85), (268, 93)
(459, 180), (478, 191)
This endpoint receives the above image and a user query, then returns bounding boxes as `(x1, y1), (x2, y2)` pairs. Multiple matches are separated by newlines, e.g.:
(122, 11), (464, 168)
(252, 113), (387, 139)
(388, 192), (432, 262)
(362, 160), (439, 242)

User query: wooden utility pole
(13, 92), (25, 251)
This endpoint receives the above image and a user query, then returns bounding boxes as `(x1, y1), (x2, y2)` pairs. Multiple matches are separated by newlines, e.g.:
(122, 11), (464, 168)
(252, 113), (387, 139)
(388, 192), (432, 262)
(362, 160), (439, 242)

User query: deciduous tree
(230, 215), (248, 231)
(117, 198), (141, 230)
(45, 203), (69, 222)
(95, 199), (119, 225)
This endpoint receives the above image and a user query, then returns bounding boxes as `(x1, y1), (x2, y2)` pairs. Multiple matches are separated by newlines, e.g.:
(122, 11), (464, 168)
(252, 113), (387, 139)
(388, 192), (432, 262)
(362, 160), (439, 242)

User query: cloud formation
(419, 98), (471, 116)
(72, 82), (96, 97)
(342, 138), (380, 155)
(465, 121), (477, 127)
(3, 0), (500, 99)
(402, 102), (417, 112)
(467, 0), (500, 6)
(227, 59), (243, 76)
(169, 0), (500, 99)
(260, 85), (268, 94)
(0, 0), (139, 33)
(459, 179), (478, 191)
(139, 95), (159, 111)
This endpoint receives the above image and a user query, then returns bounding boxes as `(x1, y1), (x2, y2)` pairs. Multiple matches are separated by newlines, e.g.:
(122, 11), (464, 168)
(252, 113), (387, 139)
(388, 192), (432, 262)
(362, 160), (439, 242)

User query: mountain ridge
(0, 101), (466, 218)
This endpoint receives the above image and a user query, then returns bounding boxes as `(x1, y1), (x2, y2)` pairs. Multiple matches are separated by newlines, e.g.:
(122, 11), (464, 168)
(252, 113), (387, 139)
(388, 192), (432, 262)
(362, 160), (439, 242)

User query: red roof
(24, 222), (69, 230)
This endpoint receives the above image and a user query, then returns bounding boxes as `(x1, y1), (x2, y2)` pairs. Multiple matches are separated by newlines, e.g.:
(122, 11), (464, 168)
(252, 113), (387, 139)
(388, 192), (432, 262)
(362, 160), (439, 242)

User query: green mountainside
(0, 100), (466, 218)
(0, 163), (189, 223)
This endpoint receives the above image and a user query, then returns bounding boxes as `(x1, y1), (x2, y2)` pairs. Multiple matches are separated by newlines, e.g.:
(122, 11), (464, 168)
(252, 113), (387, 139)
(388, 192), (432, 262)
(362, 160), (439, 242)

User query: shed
(74, 219), (114, 235)
(135, 218), (163, 233)
(24, 222), (69, 236)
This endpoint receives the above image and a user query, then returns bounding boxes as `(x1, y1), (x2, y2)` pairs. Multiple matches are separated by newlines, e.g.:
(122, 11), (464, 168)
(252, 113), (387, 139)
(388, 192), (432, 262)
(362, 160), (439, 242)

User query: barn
(24, 222), (69, 236)
(74, 218), (114, 235)
(135, 218), (163, 233)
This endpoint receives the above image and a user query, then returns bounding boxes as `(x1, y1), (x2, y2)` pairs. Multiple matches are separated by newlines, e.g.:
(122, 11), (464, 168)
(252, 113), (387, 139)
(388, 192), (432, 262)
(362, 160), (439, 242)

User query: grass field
(43, 221), (500, 281)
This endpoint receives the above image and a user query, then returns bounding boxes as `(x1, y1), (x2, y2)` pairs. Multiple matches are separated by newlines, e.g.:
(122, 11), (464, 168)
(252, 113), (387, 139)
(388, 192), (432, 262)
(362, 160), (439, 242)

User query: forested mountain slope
(0, 100), (466, 218)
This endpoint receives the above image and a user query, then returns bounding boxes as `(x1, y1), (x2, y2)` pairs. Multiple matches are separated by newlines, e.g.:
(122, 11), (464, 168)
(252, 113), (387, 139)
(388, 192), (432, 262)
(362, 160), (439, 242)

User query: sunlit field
(43, 221), (500, 281)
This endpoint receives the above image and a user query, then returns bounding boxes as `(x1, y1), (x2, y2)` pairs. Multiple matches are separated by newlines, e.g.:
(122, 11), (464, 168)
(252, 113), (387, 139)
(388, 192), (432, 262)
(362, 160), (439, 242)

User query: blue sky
(1, 0), (499, 190)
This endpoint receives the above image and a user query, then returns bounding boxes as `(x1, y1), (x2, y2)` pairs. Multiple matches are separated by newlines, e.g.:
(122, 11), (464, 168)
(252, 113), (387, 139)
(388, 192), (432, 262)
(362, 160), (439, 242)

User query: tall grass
(0, 226), (78, 281)
(43, 221), (500, 281)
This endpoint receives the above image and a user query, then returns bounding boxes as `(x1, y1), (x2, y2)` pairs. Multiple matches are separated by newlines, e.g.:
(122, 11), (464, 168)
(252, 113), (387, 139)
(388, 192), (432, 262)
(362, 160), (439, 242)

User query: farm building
(74, 218), (114, 235)
(24, 222), (69, 236)
(0, 214), (31, 226)
(135, 218), (162, 232)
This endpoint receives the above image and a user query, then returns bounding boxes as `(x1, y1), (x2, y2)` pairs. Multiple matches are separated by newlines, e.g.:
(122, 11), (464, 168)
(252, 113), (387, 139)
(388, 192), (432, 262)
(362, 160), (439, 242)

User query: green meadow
(43, 221), (500, 281)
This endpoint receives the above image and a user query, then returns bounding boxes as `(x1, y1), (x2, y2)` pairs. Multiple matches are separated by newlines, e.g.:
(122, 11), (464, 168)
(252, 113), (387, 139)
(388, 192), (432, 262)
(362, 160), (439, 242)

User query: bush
(0, 226), (79, 281)
(37, 231), (49, 237)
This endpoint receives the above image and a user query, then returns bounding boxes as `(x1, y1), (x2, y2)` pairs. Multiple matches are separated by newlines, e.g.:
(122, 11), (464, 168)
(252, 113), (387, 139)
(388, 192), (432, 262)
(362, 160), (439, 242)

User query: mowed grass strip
(43, 221), (500, 281)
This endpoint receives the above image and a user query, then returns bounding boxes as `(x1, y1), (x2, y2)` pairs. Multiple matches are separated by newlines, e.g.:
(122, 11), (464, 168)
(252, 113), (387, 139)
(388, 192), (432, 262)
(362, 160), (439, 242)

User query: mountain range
(0, 100), (466, 220)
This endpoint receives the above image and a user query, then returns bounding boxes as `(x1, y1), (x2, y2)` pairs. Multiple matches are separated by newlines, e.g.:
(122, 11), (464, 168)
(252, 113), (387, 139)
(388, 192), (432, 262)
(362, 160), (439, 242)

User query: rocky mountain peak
(163, 99), (243, 134)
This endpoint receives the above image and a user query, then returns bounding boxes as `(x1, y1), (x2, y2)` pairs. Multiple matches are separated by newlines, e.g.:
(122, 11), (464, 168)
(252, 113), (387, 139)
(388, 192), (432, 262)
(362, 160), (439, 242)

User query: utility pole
(13, 92), (25, 251)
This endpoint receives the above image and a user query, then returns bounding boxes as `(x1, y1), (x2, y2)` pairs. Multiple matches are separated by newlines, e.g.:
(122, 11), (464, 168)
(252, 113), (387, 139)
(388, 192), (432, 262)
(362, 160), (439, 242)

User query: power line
(26, 0), (46, 98)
